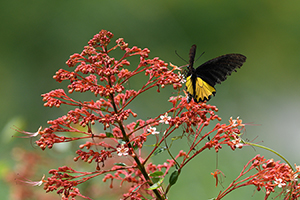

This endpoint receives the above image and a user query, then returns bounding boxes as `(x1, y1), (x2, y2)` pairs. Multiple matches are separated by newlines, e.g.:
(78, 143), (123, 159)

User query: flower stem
(110, 93), (164, 200)
(243, 141), (293, 170)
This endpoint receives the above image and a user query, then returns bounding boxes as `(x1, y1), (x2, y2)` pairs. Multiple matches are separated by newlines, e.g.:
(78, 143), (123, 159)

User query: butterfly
(185, 44), (246, 103)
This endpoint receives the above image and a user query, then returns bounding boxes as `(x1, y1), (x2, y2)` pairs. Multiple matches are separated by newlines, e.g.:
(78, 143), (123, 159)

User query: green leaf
(118, 140), (126, 144)
(114, 162), (127, 166)
(147, 178), (164, 190)
(171, 136), (183, 141)
(105, 132), (114, 138)
(153, 147), (167, 156)
(134, 121), (140, 130)
(132, 185), (140, 192)
(145, 143), (159, 147)
(151, 177), (160, 184)
(132, 144), (139, 150)
(169, 170), (179, 186)
(149, 171), (164, 177)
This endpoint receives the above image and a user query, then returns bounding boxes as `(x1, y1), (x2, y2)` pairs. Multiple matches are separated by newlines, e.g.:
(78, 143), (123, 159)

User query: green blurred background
(1, 0), (300, 199)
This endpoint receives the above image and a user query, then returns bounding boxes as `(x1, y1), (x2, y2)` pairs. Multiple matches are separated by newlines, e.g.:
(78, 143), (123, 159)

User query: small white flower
(116, 144), (129, 156)
(169, 96), (179, 101)
(229, 116), (244, 128)
(35, 175), (45, 186)
(147, 126), (159, 135)
(20, 174), (45, 186)
(292, 174), (298, 182)
(13, 126), (42, 138)
(159, 113), (171, 124)
(232, 137), (243, 148)
(178, 72), (186, 83)
(274, 178), (286, 188)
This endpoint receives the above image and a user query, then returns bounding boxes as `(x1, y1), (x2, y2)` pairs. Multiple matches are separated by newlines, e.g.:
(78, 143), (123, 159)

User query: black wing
(195, 54), (246, 87)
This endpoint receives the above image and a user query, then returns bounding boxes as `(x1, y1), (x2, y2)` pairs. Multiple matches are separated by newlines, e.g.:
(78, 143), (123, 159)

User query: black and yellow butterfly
(185, 44), (246, 103)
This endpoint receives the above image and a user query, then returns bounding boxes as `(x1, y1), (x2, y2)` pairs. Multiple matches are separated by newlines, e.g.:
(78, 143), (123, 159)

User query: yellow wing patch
(195, 77), (216, 102)
(186, 76), (216, 102)
(186, 76), (194, 95)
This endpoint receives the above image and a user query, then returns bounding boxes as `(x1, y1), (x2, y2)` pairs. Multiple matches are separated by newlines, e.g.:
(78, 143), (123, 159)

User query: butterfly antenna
(175, 50), (188, 63)
(195, 51), (205, 62)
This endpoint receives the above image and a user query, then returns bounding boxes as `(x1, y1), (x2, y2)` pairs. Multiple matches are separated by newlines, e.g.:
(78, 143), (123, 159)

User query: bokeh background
(1, 0), (300, 199)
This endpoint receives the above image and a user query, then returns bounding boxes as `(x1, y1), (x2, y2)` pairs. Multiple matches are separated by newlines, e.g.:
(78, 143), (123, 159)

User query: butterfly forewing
(195, 54), (246, 87)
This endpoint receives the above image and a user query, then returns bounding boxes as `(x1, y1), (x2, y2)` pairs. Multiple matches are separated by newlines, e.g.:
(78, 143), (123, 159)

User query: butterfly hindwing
(185, 74), (216, 103)
(194, 77), (216, 102)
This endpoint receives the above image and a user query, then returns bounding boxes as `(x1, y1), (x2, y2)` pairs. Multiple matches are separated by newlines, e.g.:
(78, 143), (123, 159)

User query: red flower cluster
(215, 155), (300, 200)
(15, 30), (299, 200)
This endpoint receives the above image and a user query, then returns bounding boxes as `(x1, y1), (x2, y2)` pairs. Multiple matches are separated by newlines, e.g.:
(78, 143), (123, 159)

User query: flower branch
(13, 30), (300, 200)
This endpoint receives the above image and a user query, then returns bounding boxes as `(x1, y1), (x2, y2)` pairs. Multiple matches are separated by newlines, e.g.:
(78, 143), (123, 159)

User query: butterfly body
(186, 45), (246, 102)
